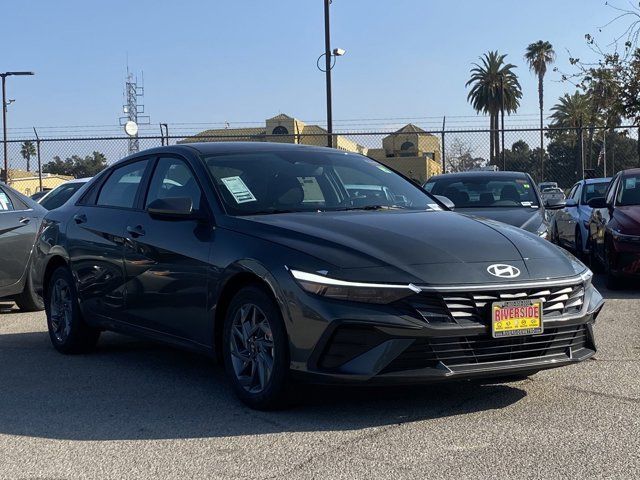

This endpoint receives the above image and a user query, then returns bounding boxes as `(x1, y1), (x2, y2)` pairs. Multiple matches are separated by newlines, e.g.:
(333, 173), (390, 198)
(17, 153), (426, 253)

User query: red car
(588, 168), (640, 288)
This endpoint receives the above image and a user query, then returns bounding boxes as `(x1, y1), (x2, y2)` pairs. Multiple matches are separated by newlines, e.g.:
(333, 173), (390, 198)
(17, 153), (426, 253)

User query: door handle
(73, 214), (87, 224)
(18, 217), (31, 224)
(126, 225), (146, 238)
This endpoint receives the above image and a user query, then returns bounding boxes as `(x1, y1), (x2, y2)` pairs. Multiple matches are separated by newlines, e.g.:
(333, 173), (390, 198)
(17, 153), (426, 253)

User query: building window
(400, 141), (415, 151)
(272, 126), (289, 135)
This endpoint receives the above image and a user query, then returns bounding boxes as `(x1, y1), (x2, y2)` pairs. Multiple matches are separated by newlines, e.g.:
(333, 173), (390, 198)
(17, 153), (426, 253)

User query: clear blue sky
(2, 0), (626, 134)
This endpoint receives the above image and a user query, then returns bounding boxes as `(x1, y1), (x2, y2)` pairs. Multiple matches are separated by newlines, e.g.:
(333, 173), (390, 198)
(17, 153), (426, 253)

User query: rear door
(0, 187), (39, 288)
(122, 155), (213, 345)
(66, 159), (151, 321)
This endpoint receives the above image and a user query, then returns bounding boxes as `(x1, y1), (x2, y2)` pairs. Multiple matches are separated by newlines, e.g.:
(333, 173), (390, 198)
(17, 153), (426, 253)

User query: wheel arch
(42, 255), (70, 304)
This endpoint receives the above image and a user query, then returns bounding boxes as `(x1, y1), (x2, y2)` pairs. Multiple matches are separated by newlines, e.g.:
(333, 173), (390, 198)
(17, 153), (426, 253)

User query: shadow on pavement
(0, 329), (526, 441)
(592, 274), (640, 300)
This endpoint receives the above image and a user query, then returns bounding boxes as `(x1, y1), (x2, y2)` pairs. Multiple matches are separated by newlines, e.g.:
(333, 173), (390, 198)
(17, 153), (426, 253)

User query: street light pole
(500, 74), (505, 171)
(323, 0), (333, 148)
(1, 71), (34, 184)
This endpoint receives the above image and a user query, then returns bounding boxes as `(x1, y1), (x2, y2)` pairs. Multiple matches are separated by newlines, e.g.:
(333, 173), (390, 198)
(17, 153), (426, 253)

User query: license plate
(491, 299), (543, 338)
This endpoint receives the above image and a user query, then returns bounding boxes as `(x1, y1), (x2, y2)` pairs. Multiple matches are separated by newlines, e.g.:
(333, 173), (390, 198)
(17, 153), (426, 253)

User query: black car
(33, 143), (603, 409)
(424, 171), (565, 239)
(0, 182), (46, 311)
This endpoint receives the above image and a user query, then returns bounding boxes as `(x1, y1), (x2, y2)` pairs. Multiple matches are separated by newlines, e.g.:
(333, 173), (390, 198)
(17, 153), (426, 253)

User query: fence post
(579, 117), (585, 181)
(441, 116), (446, 173)
(33, 127), (42, 192)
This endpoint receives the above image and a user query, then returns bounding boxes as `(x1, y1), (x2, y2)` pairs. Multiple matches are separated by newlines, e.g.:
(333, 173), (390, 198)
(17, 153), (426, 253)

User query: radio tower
(119, 67), (150, 154)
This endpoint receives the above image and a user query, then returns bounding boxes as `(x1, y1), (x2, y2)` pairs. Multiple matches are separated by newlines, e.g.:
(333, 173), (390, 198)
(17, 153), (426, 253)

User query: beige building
(6, 170), (73, 196)
(182, 114), (442, 182)
(367, 124), (442, 184)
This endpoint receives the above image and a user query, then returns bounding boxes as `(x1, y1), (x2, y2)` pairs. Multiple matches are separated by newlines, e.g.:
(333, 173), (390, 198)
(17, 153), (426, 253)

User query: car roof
(427, 171), (530, 181)
(137, 142), (339, 157)
(583, 177), (611, 184)
(621, 168), (640, 175)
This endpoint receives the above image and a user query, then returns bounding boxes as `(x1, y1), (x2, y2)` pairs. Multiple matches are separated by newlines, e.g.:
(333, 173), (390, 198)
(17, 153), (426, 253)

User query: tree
(20, 141), (36, 172)
(466, 51), (522, 164)
(524, 40), (555, 178)
(445, 137), (487, 172)
(42, 151), (107, 178)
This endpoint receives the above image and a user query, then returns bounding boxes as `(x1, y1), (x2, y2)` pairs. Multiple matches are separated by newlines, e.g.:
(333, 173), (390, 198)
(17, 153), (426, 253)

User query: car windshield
(582, 181), (609, 204)
(616, 174), (640, 206)
(204, 150), (442, 215)
(424, 175), (539, 208)
(39, 182), (85, 210)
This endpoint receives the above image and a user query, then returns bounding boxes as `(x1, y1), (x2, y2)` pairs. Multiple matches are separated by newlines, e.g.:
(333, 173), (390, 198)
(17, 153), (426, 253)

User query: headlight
(289, 269), (421, 304)
(611, 229), (640, 243)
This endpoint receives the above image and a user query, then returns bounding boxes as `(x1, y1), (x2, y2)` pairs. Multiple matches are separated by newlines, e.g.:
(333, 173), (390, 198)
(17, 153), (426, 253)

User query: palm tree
(466, 51), (522, 164)
(20, 141), (36, 172)
(549, 92), (593, 134)
(525, 40), (555, 179)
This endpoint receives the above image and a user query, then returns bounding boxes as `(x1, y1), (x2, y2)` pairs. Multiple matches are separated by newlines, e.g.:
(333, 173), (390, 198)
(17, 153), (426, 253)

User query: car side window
(97, 160), (149, 209)
(145, 157), (202, 211)
(0, 189), (15, 212)
(567, 184), (578, 201)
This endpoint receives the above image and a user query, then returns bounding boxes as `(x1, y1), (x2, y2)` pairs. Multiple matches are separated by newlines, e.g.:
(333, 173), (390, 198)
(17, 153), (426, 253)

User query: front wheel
(223, 285), (289, 410)
(45, 266), (100, 354)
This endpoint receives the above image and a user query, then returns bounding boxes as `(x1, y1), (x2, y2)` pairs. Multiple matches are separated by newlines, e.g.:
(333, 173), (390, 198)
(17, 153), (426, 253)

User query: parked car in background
(538, 181), (558, 192)
(588, 169), (640, 288)
(552, 177), (611, 256)
(30, 189), (52, 201)
(540, 187), (566, 205)
(38, 178), (91, 211)
(0, 183), (46, 311)
(423, 171), (565, 239)
(33, 143), (603, 409)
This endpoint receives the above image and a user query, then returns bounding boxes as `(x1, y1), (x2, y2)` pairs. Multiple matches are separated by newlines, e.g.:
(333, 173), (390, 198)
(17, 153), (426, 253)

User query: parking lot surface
(0, 276), (638, 480)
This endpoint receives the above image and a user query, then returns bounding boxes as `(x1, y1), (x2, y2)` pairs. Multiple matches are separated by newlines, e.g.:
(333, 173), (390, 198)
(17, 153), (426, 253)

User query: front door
(0, 187), (39, 288)
(122, 156), (213, 345)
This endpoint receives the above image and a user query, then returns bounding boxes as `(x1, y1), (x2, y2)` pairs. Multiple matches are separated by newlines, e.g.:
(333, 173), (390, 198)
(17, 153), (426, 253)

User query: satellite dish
(124, 120), (138, 136)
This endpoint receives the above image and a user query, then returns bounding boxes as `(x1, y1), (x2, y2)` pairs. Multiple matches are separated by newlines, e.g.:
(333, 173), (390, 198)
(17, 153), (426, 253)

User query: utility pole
(323, 0), (333, 148)
(500, 74), (505, 171)
(1, 71), (34, 184)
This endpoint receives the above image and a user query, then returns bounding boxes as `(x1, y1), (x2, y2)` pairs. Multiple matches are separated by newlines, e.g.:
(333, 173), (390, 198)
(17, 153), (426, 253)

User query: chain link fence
(2, 125), (639, 196)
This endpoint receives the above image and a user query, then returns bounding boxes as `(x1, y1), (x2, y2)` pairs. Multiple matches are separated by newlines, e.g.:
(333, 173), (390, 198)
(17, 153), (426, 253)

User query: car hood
(452, 207), (544, 232)
(615, 206), (640, 235)
(226, 210), (585, 286)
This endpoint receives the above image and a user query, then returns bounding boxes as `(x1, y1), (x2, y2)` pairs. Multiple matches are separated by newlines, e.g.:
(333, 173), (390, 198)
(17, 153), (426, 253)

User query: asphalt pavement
(0, 275), (638, 480)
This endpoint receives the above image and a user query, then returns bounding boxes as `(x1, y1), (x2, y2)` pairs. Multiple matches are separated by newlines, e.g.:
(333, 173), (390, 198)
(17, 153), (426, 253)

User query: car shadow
(0, 330), (527, 441)
(592, 274), (640, 300)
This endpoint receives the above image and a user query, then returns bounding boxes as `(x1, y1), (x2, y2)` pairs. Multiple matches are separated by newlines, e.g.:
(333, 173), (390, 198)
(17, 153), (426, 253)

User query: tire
(45, 266), (100, 354)
(223, 285), (289, 410)
(589, 241), (604, 274)
(603, 243), (623, 290)
(574, 227), (584, 258)
(551, 220), (560, 245)
(14, 266), (44, 312)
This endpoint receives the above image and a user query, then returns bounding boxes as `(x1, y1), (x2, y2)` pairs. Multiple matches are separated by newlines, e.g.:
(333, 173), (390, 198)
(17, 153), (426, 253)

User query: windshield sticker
(523, 183), (530, 189)
(521, 201), (533, 207)
(221, 176), (257, 204)
(626, 177), (637, 189)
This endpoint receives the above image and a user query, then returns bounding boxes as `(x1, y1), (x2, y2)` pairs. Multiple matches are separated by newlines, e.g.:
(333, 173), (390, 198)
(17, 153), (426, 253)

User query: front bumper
(291, 277), (604, 385)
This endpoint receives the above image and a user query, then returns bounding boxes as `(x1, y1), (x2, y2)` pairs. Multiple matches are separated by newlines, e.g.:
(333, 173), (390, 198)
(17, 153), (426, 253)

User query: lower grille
(318, 325), (388, 370)
(382, 324), (589, 373)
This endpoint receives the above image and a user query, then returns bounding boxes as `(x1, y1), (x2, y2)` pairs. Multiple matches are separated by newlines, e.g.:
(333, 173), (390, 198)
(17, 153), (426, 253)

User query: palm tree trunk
(489, 115), (495, 164)
(27, 155), (30, 172)
(493, 113), (500, 163)
(538, 73), (544, 181)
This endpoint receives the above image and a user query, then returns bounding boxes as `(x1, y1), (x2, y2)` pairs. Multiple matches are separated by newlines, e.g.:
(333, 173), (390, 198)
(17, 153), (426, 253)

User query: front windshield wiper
(333, 205), (407, 211)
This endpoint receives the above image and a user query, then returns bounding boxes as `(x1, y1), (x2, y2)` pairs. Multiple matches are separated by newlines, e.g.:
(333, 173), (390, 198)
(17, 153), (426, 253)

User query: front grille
(409, 282), (585, 326)
(382, 324), (588, 373)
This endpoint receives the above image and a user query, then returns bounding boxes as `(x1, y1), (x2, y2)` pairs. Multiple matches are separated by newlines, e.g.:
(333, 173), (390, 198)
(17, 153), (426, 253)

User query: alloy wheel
(50, 278), (73, 343)
(229, 303), (275, 394)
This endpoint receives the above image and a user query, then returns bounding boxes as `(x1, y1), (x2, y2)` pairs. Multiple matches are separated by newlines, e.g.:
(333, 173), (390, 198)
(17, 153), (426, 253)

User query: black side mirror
(587, 196), (608, 209)
(434, 195), (455, 210)
(147, 197), (195, 219)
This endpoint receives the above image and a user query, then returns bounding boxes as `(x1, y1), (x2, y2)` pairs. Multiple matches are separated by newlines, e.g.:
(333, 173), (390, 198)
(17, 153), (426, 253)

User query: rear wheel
(14, 267), (44, 312)
(45, 266), (100, 354)
(223, 285), (289, 410)
(603, 242), (623, 290)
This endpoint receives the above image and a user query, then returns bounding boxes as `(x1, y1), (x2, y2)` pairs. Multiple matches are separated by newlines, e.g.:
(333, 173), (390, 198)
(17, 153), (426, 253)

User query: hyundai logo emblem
(487, 264), (521, 278)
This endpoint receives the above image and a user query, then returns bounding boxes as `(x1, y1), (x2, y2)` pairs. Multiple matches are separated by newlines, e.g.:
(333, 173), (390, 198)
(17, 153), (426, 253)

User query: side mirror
(587, 196), (608, 209)
(434, 195), (455, 210)
(147, 197), (195, 219)
(564, 198), (577, 208)
(544, 198), (566, 210)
